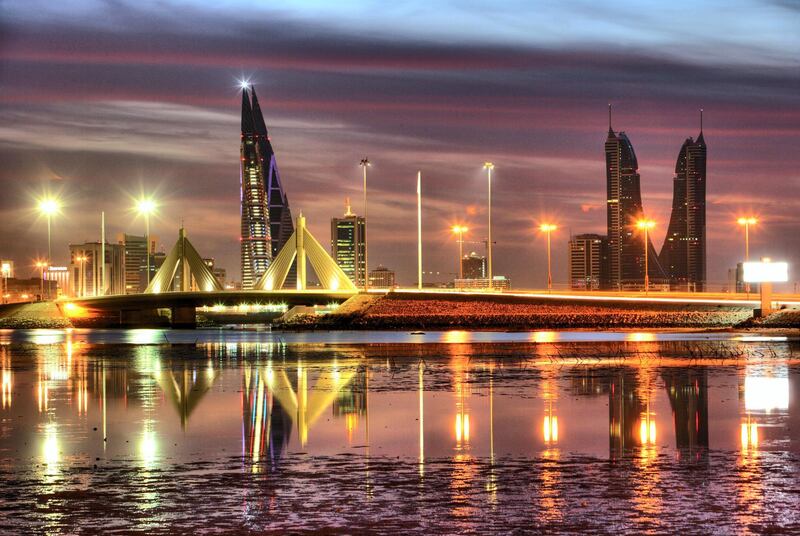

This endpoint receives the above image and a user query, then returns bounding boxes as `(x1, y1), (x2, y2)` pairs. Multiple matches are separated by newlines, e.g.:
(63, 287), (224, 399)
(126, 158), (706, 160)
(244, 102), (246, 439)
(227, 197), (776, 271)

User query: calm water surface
(1, 329), (799, 534)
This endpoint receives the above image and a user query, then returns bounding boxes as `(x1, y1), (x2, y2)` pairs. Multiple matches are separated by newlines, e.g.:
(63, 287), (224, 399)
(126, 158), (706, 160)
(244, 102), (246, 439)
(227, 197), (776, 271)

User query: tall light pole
(539, 224), (557, 292)
(360, 158), (370, 291)
(483, 163), (494, 283)
(38, 198), (60, 264)
(737, 217), (757, 295)
(137, 199), (157, 288)
(451, 226), (468, 280)
(636, 219), (656, 294)
(417, 171), (422, 291)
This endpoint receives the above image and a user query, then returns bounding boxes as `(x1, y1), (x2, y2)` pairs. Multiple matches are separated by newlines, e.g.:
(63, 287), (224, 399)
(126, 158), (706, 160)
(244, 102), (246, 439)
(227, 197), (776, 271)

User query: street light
(636, 219), (656, 294)
(38, 197), (60, 264)
(737, 217), (758, 295)
(359, 158), (370, 291)
(451, 225), (469, 280)
(136, 198), (157, 287)
(539, 224), (557, 292)
(483, 162), (494, 282)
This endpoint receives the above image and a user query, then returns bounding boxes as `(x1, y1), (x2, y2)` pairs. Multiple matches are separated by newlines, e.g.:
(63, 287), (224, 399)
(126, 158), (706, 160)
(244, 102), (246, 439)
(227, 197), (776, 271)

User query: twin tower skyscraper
(604, 109), (707, 291)
(239, 85), (294, 288)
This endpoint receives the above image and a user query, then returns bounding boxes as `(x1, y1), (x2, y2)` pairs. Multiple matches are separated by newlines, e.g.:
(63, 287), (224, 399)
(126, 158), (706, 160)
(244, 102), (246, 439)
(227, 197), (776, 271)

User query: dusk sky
(1, 0), (799, 289)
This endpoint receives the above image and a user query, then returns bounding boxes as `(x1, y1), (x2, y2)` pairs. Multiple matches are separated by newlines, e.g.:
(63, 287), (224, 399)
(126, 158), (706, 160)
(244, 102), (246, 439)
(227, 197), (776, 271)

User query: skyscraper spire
(608, 103), (613, 134)
(250, 86), (269, 137)
(241, 87), (255, 134)
(697, 108), (705, 144)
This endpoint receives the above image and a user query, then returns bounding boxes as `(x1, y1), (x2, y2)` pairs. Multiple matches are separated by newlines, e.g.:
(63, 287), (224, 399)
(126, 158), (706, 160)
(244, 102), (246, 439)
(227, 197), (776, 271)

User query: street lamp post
(636, 219), (656, 294)
(360, 158), (370, 291)
(137, 199), (156, 288)
(539, 224), (557, 292)
(451, 226), (468, 280)
(737, 217), (757, 295)
(483, 163), (494, 284)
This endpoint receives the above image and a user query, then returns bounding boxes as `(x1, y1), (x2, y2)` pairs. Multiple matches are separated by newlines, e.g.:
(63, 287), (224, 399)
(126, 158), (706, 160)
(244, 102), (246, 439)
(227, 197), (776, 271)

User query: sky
(1, 0), (799, 290)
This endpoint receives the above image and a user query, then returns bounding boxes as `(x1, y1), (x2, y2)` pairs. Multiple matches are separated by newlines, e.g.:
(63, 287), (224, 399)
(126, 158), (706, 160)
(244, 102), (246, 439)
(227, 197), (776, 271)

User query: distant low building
(44, 266), (70, 297)
(368, 265), (396, 288)
(4, 277), (57, 303)
(454, 276), (510, 291)
(728, 262), (757, 293)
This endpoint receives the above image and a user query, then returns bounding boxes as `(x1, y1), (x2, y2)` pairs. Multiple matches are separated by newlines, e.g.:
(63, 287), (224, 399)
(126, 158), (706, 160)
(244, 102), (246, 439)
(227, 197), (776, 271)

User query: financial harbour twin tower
(578, 112), (707, 291)
(239, 85), (294, 289)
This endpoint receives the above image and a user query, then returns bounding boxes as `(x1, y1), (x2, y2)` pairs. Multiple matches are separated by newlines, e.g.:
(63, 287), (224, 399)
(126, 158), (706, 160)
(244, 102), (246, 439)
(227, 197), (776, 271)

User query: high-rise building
(605, 117), (667, 290)
(461, 252), (487, 280)
(69, 242), (125, 297)
(568, 234), (607, 290)
(331, 199), (366, 286)
(122, 234), (147, 294)
(240, 87), (272, 289)
(659, 122), (706, 291)
(368, 265), (396, 288)
(251, 87), (294, 260)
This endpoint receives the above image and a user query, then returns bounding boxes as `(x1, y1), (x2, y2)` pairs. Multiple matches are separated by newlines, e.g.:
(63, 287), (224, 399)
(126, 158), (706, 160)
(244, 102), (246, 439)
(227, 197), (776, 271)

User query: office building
(331, 200), (366, 286)
(659, 122), (707, 291)
(568, 234), (607, 290)
(69, 242), (125, 297)
(461, 252), (487, 280)
(368, 265), (395, 288)
(605, 117), (667, 289)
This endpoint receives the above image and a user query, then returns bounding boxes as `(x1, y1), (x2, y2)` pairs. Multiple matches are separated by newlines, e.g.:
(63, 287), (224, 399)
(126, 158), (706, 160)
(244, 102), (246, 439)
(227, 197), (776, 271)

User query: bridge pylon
(255, 214), (357, 291)
(145, 227), (223, 294)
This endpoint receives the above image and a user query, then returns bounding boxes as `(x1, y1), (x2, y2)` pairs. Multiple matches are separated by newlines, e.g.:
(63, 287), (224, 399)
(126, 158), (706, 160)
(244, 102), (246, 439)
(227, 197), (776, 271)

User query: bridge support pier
(171, 306), (197, 328)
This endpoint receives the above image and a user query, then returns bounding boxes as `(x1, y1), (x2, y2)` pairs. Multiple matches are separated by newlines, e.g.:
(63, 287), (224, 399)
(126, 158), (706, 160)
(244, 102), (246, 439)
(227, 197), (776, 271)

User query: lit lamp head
(451, 225), (468, 235)
(240, 80), (250, 90)
(539, 223), (557, 233)
(38, 198), (60, 216)
(359, 158), (370, 167)
(636, 219), (656, 231)
(483, 162), (494, 171)
(136, 199), (157, 215)
(737, 217), (758, 226)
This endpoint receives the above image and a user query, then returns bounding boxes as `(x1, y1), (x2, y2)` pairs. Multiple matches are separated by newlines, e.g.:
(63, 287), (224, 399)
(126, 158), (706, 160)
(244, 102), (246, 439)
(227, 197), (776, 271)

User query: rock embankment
(281, 292), (769, 330)
(0, 302), (72, 329)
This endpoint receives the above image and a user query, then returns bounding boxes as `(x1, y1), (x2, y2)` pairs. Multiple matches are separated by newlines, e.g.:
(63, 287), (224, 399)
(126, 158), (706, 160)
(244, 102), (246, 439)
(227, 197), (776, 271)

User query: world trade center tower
(239, 85), (294, 289)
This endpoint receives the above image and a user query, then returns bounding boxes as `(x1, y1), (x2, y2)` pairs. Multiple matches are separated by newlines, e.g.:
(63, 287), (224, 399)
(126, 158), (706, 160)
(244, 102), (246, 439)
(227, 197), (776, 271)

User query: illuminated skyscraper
(331, 199), (366, 286)
(605, 115), (667, 289)
(240, 86), (272, 289)
(250, 87), (294, 259)
(659, 122), (706, 291)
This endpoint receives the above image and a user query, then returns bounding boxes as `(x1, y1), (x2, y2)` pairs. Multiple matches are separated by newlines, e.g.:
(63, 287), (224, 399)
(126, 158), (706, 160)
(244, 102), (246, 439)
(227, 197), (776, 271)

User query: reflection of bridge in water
(243, 361), (367, 466)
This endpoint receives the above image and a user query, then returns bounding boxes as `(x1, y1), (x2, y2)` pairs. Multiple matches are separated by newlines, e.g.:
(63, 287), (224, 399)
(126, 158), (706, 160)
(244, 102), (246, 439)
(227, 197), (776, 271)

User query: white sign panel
(743, 261), (788, 283)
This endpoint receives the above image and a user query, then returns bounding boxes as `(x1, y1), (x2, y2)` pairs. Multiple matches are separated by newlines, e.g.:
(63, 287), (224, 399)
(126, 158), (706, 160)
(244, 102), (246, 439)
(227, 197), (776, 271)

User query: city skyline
(1, 1), (798, 290)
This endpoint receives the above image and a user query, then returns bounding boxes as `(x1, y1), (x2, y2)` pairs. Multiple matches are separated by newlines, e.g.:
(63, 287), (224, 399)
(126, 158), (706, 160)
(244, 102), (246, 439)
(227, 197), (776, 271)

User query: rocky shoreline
(276, 293), (800, 331)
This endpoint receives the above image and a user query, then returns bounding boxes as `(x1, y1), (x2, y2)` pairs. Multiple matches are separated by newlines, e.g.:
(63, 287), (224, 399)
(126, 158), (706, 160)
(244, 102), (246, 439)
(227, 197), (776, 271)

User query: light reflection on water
(0, 333), (798, 533)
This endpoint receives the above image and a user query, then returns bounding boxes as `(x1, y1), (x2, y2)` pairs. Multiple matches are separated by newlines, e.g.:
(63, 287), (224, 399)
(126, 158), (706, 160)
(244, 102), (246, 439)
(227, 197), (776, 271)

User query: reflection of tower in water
(242, 364), (292, 468)
(663, 369), (709, 459)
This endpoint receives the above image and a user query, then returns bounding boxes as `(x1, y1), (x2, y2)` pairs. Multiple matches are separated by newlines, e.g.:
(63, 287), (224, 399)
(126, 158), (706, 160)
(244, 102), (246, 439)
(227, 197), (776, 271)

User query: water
(1, 329), (799, 534)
